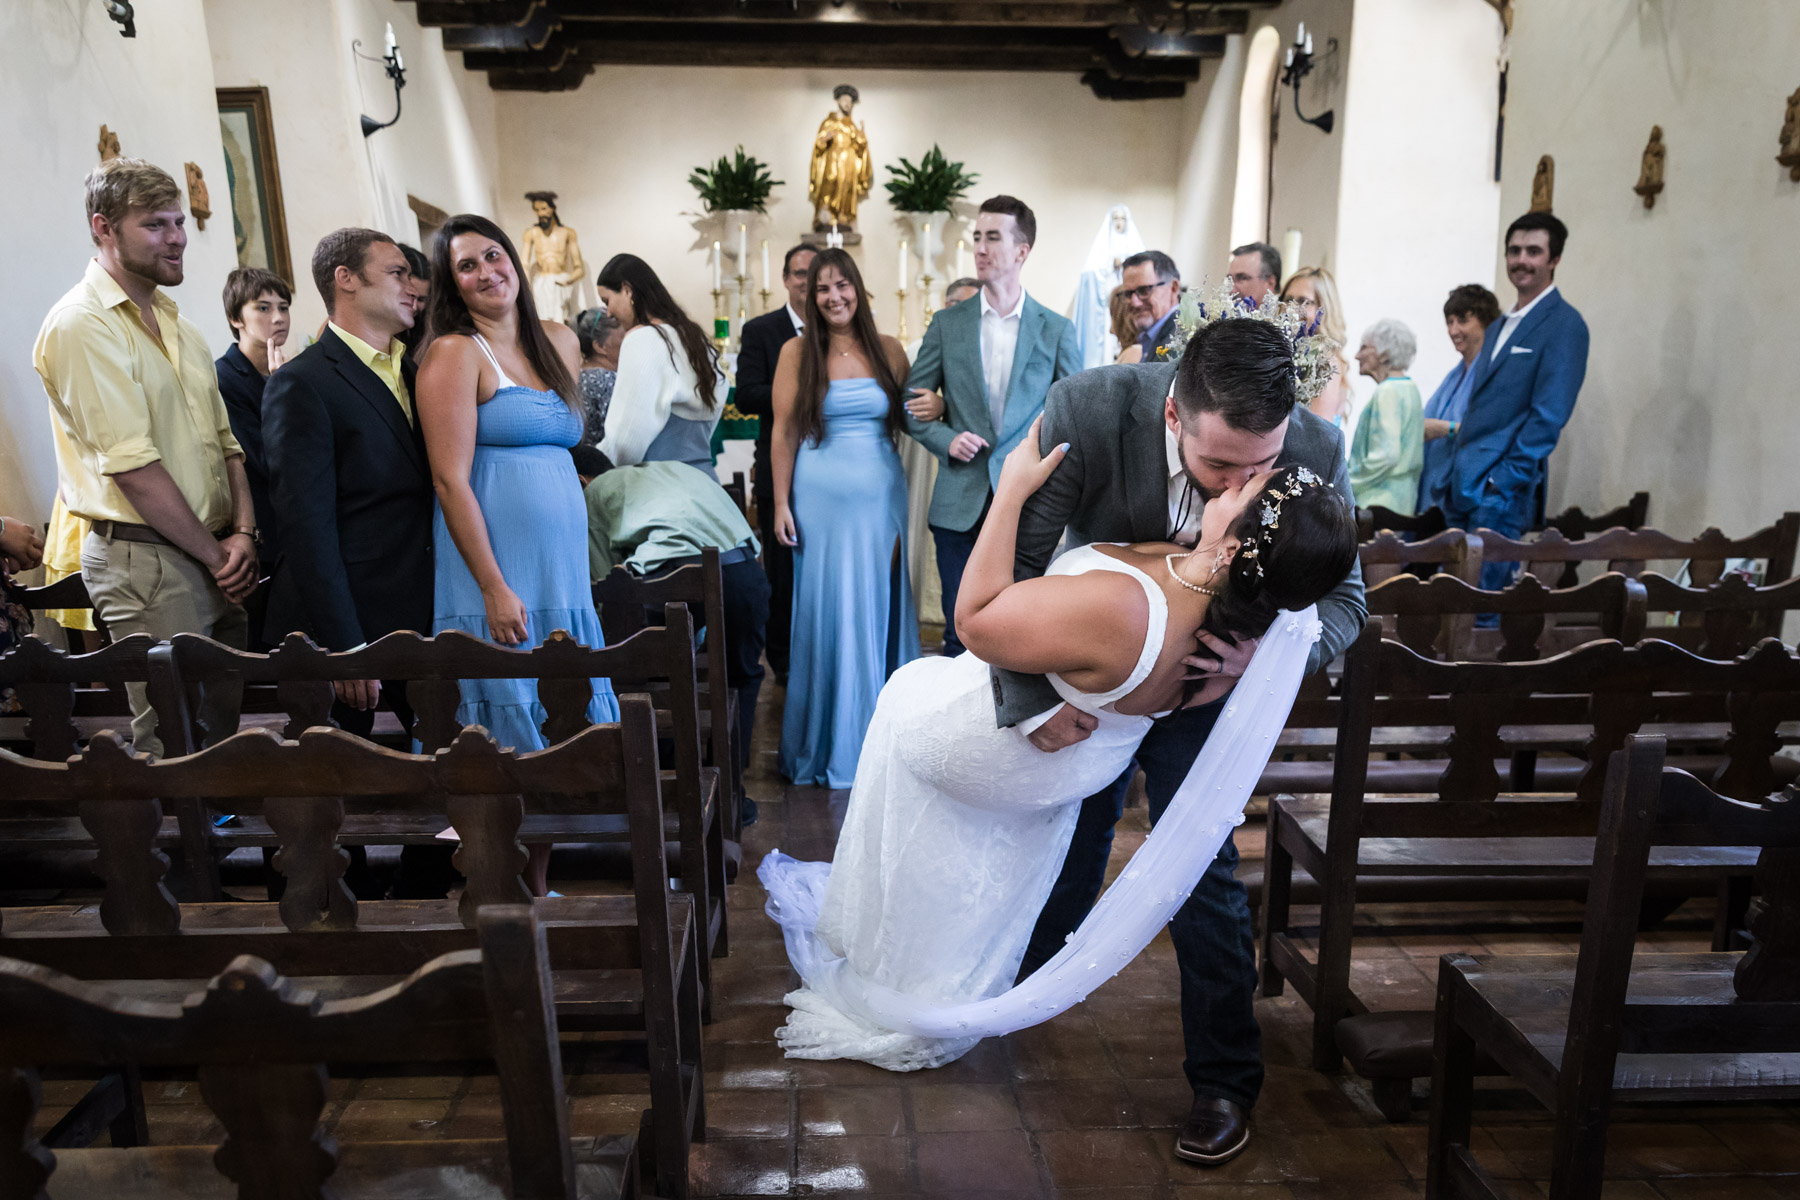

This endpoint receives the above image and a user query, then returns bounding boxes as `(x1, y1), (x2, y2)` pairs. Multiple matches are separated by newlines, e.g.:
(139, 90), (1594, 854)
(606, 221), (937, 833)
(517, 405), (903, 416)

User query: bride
(760, 409), (1357, 1071)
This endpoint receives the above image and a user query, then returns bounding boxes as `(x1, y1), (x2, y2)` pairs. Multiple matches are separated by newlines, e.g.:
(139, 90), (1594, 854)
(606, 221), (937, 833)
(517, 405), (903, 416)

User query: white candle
(899, 239), (909, 289)
(1285, 47), (1294, 67)
(394, 48), (404, 71)
(738, 223), (748, 279)
(385, 23), (397, 55)
(922, 221), (932, 267)
(712, 240), (722, 291)
(1296, 22), (1305, 45)
(957, 238), (970, 279)
(761, 240), (770, 292)
(1304, 32), (1313, 55)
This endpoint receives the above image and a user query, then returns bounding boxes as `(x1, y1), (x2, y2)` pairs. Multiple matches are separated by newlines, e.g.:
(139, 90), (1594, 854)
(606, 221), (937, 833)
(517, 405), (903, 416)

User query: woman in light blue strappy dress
(417, 214), (618, 896)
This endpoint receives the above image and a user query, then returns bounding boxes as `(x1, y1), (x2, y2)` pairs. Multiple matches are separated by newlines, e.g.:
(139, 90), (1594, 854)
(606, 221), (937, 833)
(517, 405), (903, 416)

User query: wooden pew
(166, 609), (730, 1011)
(1258, 630), (1800, 1099)
(1359, 528), (1483, 588)
(0, 704), (702, 1197)
(1541, 490), (1650, 540)
(1637, 570), (1800, 658)
(1477, 512), (1800, 590)
(1427, 734), (1800, 1199)
(0, 905), (618, 1199)
(1357, 505), (1449, 542)
(593, 547), (744, 846)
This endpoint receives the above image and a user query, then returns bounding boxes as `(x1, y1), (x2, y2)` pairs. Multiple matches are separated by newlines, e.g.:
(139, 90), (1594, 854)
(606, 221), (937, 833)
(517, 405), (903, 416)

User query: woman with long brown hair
(593, 253), (727, 478)
(417, 213), (619, 896)
(770, 248), (920, 787)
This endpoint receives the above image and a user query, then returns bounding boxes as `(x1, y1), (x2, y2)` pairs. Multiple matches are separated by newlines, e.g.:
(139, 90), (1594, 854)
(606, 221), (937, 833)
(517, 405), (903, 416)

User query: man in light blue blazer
(905, 194), (1082, 654)
(1443, 210), (1589, 588)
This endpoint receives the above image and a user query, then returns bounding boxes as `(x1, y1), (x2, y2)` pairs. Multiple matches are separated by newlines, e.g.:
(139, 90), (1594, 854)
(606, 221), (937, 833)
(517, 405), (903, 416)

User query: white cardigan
(599, 324), (727, 466)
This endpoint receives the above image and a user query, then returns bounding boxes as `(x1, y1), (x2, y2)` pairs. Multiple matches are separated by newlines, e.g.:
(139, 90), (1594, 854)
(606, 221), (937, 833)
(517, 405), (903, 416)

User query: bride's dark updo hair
(1200, 464), (1358, 649)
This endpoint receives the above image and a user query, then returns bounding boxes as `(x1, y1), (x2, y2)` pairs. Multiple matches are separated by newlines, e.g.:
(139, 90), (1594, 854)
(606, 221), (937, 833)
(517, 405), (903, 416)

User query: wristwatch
(232, 525), (262, 546)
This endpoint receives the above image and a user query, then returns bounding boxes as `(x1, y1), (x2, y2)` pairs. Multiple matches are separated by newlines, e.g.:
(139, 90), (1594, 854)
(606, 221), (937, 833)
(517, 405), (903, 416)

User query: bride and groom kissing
(760, 313), (1367, 1166)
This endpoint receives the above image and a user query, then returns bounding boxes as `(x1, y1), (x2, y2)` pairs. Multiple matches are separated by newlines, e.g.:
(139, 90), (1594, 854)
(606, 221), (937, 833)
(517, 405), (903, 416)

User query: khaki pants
(80, 531), (248, 757)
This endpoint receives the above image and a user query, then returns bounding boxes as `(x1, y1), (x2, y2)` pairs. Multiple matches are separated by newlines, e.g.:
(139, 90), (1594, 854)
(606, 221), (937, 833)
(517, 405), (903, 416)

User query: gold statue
(185, 162), (212, 231)
(520, 191), (587, 323)
(1778, 86), (1800, 182)
(1634, 126), (1665, 209)
(808, 84), (872, 232)
(1530, 155), (1555, 213)
(98, 125), (121, 163)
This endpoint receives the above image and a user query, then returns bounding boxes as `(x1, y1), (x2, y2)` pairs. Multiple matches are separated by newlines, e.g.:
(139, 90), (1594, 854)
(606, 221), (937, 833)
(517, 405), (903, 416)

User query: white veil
(1070, 205), (1146, 369)
(760, 605), (1322, 1040)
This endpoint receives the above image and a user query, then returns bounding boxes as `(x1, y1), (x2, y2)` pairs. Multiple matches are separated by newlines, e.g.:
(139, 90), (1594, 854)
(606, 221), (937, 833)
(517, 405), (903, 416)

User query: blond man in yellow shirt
(33, 158), (259, 755)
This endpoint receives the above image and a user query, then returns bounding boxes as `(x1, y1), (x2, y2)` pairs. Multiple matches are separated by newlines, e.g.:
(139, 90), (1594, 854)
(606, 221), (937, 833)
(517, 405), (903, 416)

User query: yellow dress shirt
(328, 322), (414, 425)
(33, 259), (244, 529)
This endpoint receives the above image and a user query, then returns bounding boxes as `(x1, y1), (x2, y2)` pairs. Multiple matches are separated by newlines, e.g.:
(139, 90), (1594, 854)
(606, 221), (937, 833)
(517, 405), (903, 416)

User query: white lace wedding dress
(760, 543), (1321, 1072)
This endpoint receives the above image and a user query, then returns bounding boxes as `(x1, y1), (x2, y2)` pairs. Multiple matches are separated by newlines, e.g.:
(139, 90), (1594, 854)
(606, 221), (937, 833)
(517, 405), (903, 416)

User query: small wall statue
(1779, 86), (1800, 181)
(98, 125), (121, 163)
(185, 162), (211, 231)
(1530, 154), (1554, 213)
(1633, 126), (1665, 209)
(521, 191), (588, 324)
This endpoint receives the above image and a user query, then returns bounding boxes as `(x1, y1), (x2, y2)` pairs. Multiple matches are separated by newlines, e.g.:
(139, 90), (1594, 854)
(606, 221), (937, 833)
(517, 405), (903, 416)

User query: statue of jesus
(520, 191), (587, 323)
(808, 85), (872, 232)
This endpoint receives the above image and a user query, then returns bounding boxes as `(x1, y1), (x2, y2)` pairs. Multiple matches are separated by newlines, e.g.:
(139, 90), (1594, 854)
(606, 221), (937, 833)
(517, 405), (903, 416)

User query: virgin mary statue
(809, 85), (872, 231)
(1069, 205), (1145, 369)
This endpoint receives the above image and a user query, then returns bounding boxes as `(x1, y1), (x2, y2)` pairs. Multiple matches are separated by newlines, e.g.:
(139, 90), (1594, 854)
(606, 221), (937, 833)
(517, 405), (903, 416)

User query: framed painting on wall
(216, 86), (293, 285)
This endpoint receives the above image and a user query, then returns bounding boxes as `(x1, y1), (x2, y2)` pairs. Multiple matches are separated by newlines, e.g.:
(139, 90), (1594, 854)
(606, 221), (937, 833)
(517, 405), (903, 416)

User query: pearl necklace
(1165, 552), (1223, 598)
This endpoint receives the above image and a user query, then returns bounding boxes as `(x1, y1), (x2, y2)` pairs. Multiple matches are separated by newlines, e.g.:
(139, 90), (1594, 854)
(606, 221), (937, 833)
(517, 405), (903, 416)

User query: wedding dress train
(760, 544), (1321, 1071)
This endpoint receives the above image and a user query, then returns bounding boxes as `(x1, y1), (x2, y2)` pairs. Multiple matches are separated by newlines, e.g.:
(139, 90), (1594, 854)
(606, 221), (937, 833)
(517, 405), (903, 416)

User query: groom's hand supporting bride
(1182, 630), (1259, 709)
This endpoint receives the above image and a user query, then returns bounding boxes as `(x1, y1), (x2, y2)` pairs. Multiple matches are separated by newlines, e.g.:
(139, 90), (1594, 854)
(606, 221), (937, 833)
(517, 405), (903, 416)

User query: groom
(1003, 320), (1366, 1165)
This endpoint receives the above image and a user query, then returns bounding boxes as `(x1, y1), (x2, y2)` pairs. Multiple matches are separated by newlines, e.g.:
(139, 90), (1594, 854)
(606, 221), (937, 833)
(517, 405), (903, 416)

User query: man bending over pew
(573, 446), (770, 826)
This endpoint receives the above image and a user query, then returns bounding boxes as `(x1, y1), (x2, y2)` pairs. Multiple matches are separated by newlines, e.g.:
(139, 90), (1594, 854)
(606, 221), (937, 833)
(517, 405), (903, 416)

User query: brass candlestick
(919, 269), (937, 327)
(710, 287), (729, 356)
(759, 288), (772, 313)
(733, 272), (750, 346)
(896, 287), (909, 342)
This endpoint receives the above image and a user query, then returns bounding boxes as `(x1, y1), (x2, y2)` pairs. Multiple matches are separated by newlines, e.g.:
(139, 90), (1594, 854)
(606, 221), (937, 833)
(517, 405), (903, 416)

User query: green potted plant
(688, 146), (783, 214)
(884, 145), (978, 280)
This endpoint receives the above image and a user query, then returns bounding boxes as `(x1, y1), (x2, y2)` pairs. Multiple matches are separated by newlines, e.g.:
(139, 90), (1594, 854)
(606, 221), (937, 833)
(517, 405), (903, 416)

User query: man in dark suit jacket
(263, 228), (434, 723)
(1005, 324), (1365, 1168)
(1120, 249), (1184, 363)
(733, 243), (814, 681)
(263, 228), (446, 898)
(1443, 211), (1589, 589)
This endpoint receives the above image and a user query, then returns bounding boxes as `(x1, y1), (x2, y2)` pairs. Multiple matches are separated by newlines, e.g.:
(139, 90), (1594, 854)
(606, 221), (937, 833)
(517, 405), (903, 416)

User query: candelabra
(355, 25), (408, 138)
(1279, 22), (1335, 135)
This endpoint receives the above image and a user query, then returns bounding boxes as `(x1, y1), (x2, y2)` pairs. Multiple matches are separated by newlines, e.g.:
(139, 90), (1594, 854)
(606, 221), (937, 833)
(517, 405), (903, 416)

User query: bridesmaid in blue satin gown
(417, 214), (619, 895)
(771, 248), (921, 788)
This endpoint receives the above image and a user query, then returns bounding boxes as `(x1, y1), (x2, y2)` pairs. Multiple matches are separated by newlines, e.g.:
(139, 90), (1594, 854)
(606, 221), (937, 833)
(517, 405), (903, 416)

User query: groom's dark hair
(1170, 319), (1296, 435)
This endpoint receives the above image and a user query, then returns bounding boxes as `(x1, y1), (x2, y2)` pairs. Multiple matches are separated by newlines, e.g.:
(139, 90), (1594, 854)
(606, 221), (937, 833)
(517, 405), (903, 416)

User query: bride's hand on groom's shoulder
(996, 415), (1069, 502)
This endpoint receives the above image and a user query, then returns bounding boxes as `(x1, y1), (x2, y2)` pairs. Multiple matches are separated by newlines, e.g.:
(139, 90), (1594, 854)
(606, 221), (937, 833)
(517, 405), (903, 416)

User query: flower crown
(1156, 282), (1341, 405)
(1238, 465), (1325, 579)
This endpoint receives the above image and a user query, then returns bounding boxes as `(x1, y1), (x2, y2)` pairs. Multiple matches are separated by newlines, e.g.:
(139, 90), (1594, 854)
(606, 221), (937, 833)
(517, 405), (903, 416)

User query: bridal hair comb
(1159, 283), (1340, 404)
(1238, 465), (1324, 580)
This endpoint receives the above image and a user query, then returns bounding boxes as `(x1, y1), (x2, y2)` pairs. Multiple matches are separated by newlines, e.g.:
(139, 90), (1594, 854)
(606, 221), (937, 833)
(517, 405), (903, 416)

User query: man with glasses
(1120, 250), (1183, 362)
(1227, 242), (1282, 305)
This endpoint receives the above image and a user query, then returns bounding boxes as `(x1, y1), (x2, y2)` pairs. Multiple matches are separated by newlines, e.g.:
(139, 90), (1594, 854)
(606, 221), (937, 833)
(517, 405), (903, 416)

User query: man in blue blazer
(1443, 211), (1589, 587)
(904, 194), (1082, 654)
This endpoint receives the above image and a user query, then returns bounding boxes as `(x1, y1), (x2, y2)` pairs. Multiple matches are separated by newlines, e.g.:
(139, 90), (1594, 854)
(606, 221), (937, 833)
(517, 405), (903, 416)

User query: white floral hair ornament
(1157, 282), (1341, 405)
(1236, 466), (1329, 580)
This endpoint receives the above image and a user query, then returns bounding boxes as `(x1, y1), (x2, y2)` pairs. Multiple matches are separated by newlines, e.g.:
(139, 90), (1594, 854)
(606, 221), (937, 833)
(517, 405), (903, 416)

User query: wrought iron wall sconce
(355, 24), (408, 138)
(1279, 23), (1336, 136)
(102, 0), (135, 37)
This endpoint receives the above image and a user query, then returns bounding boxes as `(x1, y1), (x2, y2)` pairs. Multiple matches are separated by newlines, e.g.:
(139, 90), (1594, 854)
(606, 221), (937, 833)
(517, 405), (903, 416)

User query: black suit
(215, 344), (280, 649)
(261, 328), (434, 652)
(261, 328), (451, 899)
(735, 305), (800, 676)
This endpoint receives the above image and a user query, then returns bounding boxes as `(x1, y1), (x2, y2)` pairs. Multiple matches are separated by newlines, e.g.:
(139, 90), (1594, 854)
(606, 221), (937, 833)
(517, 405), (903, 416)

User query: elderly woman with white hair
(1349, 317), (1425, 514)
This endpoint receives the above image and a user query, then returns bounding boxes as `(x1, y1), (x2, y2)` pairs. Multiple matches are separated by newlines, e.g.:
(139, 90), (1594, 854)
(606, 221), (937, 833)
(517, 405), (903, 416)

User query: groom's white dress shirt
(979, 288), (1026, 430)
(1166, 427), (1204, 547)
(1489, 284), (1556, 360)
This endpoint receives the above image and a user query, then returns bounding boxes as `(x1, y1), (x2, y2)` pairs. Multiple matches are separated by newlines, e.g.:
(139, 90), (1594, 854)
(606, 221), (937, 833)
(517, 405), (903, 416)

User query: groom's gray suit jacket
(991, 361), (1367, 728)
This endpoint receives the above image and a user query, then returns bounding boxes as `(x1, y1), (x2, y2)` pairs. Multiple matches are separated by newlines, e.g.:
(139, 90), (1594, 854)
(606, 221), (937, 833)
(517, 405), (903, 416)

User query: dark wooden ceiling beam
(413, 0), (1256, 30)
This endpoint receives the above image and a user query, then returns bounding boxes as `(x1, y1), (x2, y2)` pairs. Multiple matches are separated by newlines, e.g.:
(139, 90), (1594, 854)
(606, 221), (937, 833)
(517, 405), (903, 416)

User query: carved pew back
(1477, 512), (1800, 590)
(1365, 570), (1646, 663)
(593, 548), (741, 840)
(0, 906), (590, 1200)
(1638, 571), (1800, 659)
(1542, 490), (1651, 540)
(1357, 505), (1450, 542)
(1357, 528), (1483, 588)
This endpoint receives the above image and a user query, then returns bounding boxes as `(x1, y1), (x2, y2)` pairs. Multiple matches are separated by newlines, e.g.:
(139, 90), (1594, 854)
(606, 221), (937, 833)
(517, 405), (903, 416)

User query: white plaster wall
(1253, 0), (1356, 281)
(0, 0), (239, 523)
(1505, 0), (1800, 532)
(1171, 35), (1247, 283)
(204, 0), (502, 336)
(1334, 0), (1503, 409)
(491, 68), (1185, 336)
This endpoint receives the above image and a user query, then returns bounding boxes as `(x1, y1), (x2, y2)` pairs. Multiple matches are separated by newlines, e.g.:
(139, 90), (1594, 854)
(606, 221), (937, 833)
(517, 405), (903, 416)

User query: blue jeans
(930, 497), (990, 657)
(1018, 699), (1263, 1108)
(1452, 483), (1535, 594)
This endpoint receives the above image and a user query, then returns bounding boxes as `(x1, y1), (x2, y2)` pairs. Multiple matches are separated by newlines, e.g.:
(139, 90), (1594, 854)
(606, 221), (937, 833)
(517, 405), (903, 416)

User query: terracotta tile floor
(27, 675), (1800, 1198)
